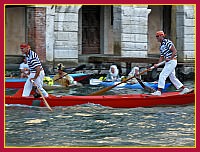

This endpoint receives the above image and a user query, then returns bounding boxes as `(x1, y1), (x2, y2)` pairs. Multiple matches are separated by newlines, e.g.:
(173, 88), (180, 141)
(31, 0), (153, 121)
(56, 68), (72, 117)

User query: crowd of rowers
(19, 58), (77, 87)
(19, 57), (141, 87)
(18, 30), (191, 98)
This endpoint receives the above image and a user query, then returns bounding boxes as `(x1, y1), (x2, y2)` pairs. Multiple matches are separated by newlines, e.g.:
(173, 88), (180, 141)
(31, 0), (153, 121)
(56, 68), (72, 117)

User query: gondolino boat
(5, 73), (89, 88)
(5, 88), (194, 108)
(89, 79), (171, 90)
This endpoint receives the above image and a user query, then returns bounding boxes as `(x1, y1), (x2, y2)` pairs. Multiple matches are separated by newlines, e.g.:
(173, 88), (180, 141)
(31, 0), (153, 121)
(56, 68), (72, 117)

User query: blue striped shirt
(160, 39), (177, 59)
(26, 50), (42, 72)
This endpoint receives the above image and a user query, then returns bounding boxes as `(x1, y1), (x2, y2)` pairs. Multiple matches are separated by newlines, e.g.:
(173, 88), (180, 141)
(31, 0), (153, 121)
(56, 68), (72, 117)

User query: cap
(156, 31), (165, 37)
(20, 43), (30, 49)
(57, 63), (65, 71)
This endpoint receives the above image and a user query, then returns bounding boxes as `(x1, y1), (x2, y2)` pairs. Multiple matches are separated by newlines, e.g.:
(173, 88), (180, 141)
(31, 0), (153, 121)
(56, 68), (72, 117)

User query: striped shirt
(26, 50), (42, 72)
(160, 39), (177, 59)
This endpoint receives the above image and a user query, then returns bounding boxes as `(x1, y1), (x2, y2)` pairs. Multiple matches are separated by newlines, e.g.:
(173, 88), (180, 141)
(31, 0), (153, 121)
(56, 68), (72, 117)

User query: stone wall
(46, 6), (55, 62)
(176, 5), (195, 62)
(113, 6), (122, 55)
(53, 6), (80, 64)
(46, 6), (81, 65)
(44, 5), (195, 67)
(120, 5), (151, 57)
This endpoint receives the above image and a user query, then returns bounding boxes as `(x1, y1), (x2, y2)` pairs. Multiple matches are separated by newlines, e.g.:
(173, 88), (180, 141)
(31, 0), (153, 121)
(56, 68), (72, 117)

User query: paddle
(54, 64), (86, 82)
(31, 80), (53, 112)
(54, 73), (68, 82)
(135, 77), (156, 93)
(89, 61), (166, 96)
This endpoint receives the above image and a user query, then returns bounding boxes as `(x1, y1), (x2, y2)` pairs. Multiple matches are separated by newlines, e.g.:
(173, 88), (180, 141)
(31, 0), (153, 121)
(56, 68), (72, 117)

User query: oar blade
(135, 77), (156, 93)
(43, 99), (53, 112)
(89, 86), (114, 96)
(31, 80), (53, 112)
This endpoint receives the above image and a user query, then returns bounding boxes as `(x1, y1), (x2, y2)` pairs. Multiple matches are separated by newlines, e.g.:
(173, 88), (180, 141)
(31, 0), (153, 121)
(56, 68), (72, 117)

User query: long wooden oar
(54, 73), (68, 82)
(89, 61), (166, 96)
(135, 77), (156, 93)
(31, 80), (53, 112)
(54, 64), (86, 82)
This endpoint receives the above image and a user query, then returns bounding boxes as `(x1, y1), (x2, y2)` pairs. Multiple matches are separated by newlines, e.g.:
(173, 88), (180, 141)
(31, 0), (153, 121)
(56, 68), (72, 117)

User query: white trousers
(158, 60), (183, 89)
(22, 70), (48, 97)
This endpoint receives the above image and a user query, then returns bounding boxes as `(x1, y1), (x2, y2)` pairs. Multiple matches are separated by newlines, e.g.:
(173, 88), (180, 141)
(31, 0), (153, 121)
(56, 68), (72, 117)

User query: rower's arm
(30, 66), (41, 81)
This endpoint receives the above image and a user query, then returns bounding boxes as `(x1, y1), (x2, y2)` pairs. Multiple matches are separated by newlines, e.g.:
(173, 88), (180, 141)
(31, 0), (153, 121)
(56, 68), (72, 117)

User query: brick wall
(27, 7), (46, 62)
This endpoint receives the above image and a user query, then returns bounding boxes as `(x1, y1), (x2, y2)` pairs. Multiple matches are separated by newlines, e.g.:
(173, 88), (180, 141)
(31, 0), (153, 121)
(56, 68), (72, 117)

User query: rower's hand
(153, 64), (158, 68)
(30, 78), (36, 83)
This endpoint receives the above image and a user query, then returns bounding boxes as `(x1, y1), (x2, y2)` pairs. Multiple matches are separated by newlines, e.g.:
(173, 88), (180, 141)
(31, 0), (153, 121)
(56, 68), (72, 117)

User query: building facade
(5, 5), (195, 71)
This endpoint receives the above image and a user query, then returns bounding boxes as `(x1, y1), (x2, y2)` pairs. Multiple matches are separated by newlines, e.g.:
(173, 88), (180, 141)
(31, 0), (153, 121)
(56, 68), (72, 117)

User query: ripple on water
(5, 81), (195, 147)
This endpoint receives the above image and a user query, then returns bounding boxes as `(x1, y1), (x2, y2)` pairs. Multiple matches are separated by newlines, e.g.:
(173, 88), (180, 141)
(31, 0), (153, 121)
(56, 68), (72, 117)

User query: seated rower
(106, 65), (120, 81)
(127, 66), (141, 84)
(19, 56), (30, 78)
(53, 63), (75, 87)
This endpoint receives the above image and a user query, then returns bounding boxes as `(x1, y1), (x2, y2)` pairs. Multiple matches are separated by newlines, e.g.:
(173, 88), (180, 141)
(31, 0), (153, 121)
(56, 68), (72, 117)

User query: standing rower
(20, 43), (48, 98)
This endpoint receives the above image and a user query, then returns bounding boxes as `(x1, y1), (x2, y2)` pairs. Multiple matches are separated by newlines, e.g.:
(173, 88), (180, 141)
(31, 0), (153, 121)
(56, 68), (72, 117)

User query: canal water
(5, 81), (195, 147)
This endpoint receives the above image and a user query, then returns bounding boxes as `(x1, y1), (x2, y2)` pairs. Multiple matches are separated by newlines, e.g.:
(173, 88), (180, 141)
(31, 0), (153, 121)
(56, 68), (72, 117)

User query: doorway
(82, 5), (100, 54)
(148, 5), (172, 55)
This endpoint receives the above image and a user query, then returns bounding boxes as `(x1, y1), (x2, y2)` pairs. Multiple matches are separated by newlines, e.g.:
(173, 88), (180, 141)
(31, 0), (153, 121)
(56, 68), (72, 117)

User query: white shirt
(19, 62), (29, 74)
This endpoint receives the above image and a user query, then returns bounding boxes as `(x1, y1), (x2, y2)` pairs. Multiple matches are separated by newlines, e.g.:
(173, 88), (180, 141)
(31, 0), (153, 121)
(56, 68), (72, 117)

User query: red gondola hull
(5, 89), (195, 108)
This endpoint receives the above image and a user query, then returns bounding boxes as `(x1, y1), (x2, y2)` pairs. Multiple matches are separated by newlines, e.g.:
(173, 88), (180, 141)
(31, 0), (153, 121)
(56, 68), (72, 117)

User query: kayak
(90, 79), (171, 90)
(5, 88), (194, 108)
(5, 73), (89, 88)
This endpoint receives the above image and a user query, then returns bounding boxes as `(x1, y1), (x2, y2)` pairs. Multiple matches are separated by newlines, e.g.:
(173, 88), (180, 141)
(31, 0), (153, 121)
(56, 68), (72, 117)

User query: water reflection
(5, 104), (195, 147)
(5, 80), (195, 147)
